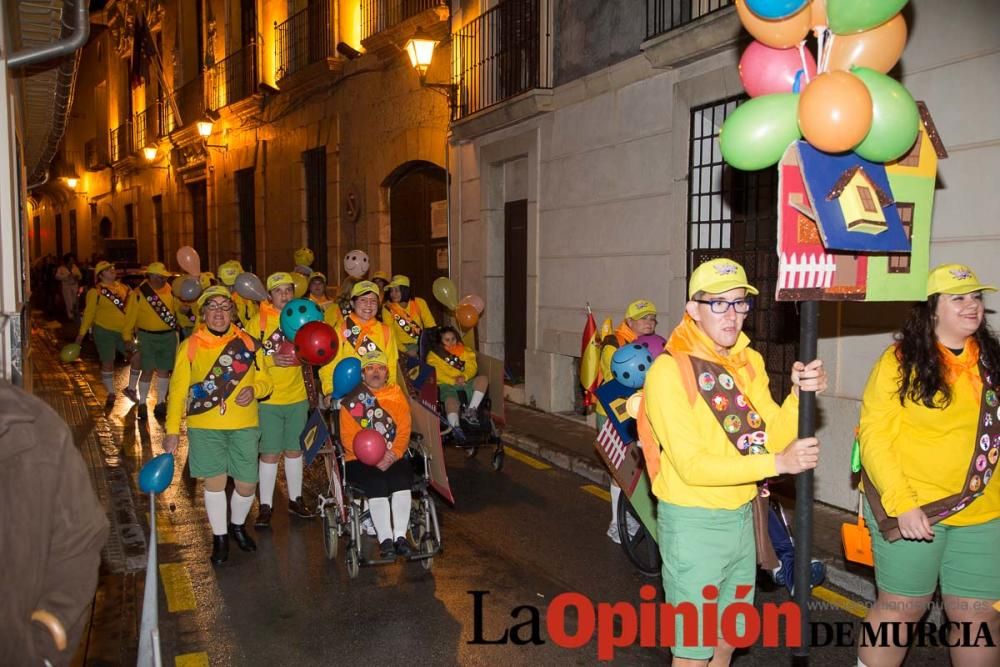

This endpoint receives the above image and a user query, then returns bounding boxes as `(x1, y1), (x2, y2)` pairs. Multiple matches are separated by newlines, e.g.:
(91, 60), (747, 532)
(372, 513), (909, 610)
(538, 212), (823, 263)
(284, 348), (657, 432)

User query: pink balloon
(176, 246), (201, 276)
(458, 294), (485, 315)
(353, 428), (388, 466)
(739, 40), (817, 98)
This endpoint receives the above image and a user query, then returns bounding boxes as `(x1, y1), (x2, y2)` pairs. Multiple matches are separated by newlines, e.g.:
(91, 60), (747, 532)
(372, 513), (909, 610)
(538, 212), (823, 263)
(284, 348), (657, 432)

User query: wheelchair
(438, 389), (505, 472)
(316, 427), (442, 577)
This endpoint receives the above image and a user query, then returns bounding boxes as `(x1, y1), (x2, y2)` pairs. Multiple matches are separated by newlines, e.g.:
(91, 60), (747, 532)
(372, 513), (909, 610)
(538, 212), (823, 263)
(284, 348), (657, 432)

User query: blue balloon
(331, 357), (362, 399)
(745, 0), (808, 20)
(139, 453), (175, 494)
(280, 298), (324, 342)
(611, 343), (654, 390)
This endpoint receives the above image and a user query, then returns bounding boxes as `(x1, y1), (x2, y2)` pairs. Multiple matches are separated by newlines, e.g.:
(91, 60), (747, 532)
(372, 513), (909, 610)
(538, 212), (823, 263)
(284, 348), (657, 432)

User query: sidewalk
(499, 401), (877, 603)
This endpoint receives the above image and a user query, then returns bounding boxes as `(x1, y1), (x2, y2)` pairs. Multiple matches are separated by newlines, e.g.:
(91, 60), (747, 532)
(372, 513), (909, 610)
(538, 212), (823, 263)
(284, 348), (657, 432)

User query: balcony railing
(275, 1), (333, 80)
(134, 100), (168, 149)
(165, 75), (205, 133)
(453, 0), (551, 120)
(208, 44), (259, 110)
(361, 0), (446, 42)
(110, 119), (134, 163)
(646, 0), (733, 39)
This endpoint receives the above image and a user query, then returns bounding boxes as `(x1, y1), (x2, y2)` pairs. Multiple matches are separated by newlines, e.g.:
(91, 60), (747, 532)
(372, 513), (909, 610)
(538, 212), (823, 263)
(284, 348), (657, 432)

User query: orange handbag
(841, 493), (874, 567)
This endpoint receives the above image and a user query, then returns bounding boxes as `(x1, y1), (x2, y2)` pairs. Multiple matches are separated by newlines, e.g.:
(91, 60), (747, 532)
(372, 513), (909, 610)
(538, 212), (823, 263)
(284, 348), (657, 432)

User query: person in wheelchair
(427, 326), (489, 442)
(338, 350), (415, 559)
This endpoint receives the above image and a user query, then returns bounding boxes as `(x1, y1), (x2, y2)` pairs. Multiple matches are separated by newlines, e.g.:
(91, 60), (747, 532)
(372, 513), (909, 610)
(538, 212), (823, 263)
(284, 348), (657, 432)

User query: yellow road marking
(812, 585), (868, 619)
(159, 563), (197, 612)
(156, 512), (178, 544)
(581, 484), (612, 502)
(505, 448), (551, 470)
(175, 652), (209, 667)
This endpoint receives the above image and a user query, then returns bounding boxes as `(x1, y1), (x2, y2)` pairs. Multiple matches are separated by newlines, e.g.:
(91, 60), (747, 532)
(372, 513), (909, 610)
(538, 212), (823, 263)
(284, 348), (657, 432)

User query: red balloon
(353, 428), (387, 466)
(294, 321), (338, 366)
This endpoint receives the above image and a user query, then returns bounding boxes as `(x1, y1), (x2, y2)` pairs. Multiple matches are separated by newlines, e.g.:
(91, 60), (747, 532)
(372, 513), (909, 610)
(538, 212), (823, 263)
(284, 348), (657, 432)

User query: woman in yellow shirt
(383, 275), (436, 357)
(163, 286), (274, 565)
(427, 326), (489, 442)
(859, 264), (1000, 667)
(75, 261), (131, 409)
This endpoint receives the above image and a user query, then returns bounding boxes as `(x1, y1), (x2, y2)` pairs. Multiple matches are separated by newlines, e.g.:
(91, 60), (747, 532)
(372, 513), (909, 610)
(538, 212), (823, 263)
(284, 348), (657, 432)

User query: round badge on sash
(712, 394), (729, 412)
(735, 394), (748, 410)
(969, 476), (982, 493)
(737, 434), (751, 451)
(750, 430), (767, 446)
(698, 372), (716, 392)
(718, 373), (735, 390)
(987, 390), (998, 408)
(747, 411), (762, 429)
(977, 454), (988, 472)
(749, 444), (767, 455)
(981, 435), (991, 451)
(985, 469), (993, 486)
(724, 415), (742, 433)
(219, 354), (233, 367)
(989, 447), (999, 466)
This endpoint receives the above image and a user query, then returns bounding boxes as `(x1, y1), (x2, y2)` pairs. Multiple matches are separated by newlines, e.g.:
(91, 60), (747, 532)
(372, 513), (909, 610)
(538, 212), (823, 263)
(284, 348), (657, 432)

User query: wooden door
(504, 199), (527, 382)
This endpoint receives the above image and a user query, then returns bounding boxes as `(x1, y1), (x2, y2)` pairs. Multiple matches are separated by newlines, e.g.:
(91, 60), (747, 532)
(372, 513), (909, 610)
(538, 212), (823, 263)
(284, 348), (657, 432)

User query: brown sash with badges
(187, 335), (257, 416)
(99, 285), (127, 313)
(342, 384), (398, 445)
(388, 303), (421, 341)
(259, 325), (286, 357)
(862, 360), (1000, 542)
(342, 315), (385, 357)
(139, 282), (178, 330)
(434, 345), (466, 373)
(687, 355), (779, 569)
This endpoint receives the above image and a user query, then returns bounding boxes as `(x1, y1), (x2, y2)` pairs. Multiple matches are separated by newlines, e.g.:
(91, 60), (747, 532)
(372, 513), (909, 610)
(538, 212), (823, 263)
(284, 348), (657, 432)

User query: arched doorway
(386, 161), (448, 322)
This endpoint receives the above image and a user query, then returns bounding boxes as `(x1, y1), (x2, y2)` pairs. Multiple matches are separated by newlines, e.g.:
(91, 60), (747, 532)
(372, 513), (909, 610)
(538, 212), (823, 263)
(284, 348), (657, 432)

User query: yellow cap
(309, 272), (327, 284)
(926, 264), (997, 297)
(94, 261), (115, 280)
(293, 247), (315, 267)
(625, 300), (657, 320)
(372, 271), (390, 283)
(198, 271), (216, 289)
(361, 349), (388, 368)
(218, 260), (244, 286)
(145, 262), (172, 277)
(196, 285), (233, 310)
(351, 281), (380, 299)
(388, 274), (410, 289)
(688, 258), (759, 298)
(267, 272), (294, 292)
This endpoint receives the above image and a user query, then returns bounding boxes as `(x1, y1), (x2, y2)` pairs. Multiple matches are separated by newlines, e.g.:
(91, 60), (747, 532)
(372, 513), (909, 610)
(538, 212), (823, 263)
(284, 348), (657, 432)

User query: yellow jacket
(323, 301), (350, 332)
(643, 315), (799, 509)
(231, 292), (258, 328)
(166, 325), (274, 434)
(383, 298), (436, 347)
(860, 343), (999, 526)
(176, 303), (196, 330)
(122, 282), (180, 340)
(80, 282), (129, 333)
(428, 344), (477, 385)
(310, 293), (336, 312)
(319, 317), (399, 395)
(596, 322), (637, 417)
(245, 302), (308, 405)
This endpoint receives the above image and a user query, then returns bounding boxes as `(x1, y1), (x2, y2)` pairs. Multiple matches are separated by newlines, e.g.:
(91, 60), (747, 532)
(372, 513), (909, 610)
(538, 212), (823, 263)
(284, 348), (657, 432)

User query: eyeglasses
(204, 302), (234, 312)
(694, 299), (753, 314)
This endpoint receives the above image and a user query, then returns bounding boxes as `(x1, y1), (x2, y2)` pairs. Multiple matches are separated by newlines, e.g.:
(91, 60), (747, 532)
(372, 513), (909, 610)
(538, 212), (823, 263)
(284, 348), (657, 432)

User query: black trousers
(345, 458), (413, 499)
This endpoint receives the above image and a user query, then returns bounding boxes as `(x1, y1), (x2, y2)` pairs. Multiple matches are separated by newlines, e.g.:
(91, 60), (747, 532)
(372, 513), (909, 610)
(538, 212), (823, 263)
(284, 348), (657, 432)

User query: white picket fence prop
(779, 252), (837, 290)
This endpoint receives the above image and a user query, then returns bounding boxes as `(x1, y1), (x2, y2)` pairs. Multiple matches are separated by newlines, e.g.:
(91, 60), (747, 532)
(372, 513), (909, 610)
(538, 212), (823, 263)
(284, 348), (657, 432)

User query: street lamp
(65, 176), (79, 189)
(196, 118), (213, 138)
(405, 29), (439, 82)
(142, 145), (158, 161)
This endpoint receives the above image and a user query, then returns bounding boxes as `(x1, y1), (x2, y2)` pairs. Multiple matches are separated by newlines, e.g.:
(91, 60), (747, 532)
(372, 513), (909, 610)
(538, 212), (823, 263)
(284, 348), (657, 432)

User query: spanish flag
(579, 304), (601, 406)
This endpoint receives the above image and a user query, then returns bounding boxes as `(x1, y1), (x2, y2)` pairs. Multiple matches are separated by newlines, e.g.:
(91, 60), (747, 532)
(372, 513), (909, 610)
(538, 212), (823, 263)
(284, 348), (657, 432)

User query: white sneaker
(607, 521), (621, 544)
(361, 515), (376, 537)
(625, 513), (641, 538)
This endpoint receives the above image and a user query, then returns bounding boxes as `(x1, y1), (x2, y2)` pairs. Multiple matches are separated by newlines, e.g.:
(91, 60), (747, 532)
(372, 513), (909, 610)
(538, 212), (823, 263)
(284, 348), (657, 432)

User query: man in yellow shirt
(642, 258), (825, 665)
(164, 286), (273, 564)
(75, 261), (131, 410)
(122, 262), (180, 421)
(246, 273), (314, 525)
(383, 275), (437, 357)
(218, 260), (258, 327)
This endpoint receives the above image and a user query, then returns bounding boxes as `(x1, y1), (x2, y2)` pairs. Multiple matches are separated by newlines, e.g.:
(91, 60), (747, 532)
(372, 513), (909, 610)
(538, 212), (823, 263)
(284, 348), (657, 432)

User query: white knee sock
(610, 483), (622, 523)
(284, 456), (304, 500)
(204, 490), (228, 535)
(155, 376), (170, 404)
(469, 390), (486, 410)
(258, 461), (278, 506)
(230, 491), (255, 525)
(368, 497), (392, 543)
(138, 380), (151, 402)
(101, 371), (115, 394)
(390, 491), (412, 540)
(447, 412), (460, 427)
(128, 368), (141, 391)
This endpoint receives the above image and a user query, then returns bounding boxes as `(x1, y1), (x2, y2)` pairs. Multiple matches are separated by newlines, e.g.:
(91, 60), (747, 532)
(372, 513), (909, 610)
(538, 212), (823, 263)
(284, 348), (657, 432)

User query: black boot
(228, 522), (257, 552)
(210, 534), (229, 565)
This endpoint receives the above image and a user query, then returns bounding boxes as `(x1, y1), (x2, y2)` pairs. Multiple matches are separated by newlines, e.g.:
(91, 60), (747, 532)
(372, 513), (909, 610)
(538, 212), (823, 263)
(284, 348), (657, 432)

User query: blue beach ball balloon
(611, 343), (654, 389)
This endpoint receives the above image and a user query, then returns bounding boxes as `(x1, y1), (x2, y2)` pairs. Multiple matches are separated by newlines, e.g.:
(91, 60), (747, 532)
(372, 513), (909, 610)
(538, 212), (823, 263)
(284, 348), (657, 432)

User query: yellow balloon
(291, 273), (308, 298)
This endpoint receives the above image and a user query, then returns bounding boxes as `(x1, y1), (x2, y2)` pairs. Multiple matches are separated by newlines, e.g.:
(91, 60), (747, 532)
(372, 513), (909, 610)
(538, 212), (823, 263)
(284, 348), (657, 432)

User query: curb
(501, 428), (877, 604)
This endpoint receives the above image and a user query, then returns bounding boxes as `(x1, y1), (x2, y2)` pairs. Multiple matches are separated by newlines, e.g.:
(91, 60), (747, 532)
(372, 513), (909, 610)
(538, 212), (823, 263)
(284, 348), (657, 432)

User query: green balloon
(852, 67), (920, 163)
(720, 93), (801, 172)
(60, 343), (81, 363)
(827, 0), (908, 34)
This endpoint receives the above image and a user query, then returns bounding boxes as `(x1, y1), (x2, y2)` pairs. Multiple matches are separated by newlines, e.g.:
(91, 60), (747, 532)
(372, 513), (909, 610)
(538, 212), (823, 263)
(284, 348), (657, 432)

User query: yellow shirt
(427, 344), (477, 385)
(176, 303), (196, 330)
(860, 343), (999, 526)
(323, 301), (350, 332)
(244, 302), (308, 405)
(80, 282), (129, 333)
(319, 316), (399, 395)
(643, 316), (799, 510)
(383, 298), (437, 347)
(122, 282), (181, 339)
(231, 292), (258, 328)
(310, 293), (336, 311)
(166, 325), (274, 434)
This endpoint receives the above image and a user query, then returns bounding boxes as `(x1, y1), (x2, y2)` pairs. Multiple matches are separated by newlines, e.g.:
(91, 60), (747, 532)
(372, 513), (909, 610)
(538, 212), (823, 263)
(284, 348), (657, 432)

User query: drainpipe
(7, 0), (90, 69)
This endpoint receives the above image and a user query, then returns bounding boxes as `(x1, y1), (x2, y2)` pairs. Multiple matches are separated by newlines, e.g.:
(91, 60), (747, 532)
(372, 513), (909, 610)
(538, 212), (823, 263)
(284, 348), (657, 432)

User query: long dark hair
(896, 294), (1000, 407)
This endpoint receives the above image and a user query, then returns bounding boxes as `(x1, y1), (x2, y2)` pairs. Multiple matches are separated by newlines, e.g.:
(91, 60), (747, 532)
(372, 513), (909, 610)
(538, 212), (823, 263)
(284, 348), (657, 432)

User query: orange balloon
(810, 0), (827, 28)
(798, 71), (873, 153)
(827, 13), (907, 74)
(736, 0), (812, 49)
(456, 303), (479, 329)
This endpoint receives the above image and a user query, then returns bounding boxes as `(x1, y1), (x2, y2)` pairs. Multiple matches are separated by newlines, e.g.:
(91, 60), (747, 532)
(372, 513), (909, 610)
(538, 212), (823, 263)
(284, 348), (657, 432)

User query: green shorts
(438, 383), (467, 405)
(137, 329), (178, 373)
(657, 501), (756, 660)
(864, 498), (1000, 599)
(259, 400), (310, 455)
(187, 427), (260, 483)
(93, 325), (127, 364)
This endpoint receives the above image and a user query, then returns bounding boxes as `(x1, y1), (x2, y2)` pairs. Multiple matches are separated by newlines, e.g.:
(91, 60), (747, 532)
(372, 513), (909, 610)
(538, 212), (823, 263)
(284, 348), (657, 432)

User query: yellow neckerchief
(936, 338), (983, 395)
(666, 314), (755, 405)
(186, 324), (257, 362)
(614, 321), (637, 346)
